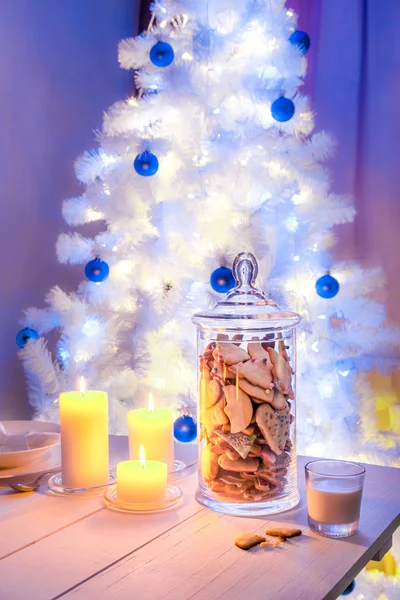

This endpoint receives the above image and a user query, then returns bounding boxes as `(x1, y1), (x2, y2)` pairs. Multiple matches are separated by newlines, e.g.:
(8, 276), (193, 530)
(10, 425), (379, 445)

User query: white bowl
(0, 421), (60, 469)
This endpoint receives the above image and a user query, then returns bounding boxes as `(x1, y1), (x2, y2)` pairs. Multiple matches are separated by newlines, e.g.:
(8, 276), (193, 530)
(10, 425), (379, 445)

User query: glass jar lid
(192, 252), (301, 333)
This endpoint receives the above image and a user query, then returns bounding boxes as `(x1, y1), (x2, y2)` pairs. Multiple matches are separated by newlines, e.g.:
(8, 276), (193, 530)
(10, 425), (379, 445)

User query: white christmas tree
(18, 2), (399, 467)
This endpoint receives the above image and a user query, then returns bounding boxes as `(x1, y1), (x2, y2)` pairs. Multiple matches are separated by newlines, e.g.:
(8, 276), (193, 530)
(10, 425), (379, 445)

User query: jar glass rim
(305, 459), (365, 477)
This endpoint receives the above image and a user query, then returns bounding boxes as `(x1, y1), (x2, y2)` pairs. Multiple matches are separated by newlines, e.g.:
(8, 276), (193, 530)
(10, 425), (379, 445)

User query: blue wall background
(0, 0), (139, 418)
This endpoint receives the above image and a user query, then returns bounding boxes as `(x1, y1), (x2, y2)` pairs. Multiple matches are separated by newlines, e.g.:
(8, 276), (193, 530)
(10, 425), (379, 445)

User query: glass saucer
(169, 460), (185, 481)
(48, 471), (116, 497)
(104, 483), (182, 514)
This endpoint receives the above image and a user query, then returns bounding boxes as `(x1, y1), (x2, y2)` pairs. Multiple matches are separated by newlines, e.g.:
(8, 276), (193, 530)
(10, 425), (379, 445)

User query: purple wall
(290, 0), (400, 324)
(0, 0), (139, 419)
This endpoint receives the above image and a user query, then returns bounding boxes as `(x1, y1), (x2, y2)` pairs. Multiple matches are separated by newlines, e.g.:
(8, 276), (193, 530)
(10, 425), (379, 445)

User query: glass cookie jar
(192, 252), (301, 516)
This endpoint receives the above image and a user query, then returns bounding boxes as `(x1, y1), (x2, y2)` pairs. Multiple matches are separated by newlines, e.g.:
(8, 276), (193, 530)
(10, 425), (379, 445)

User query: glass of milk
(305, 459), (366, 538)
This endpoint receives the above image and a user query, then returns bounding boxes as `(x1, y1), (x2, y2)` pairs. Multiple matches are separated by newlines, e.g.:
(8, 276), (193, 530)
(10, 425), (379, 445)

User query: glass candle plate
(103, 483), (183, 514)
(48, 471), (116, 497)
(169, 459), (186, 481)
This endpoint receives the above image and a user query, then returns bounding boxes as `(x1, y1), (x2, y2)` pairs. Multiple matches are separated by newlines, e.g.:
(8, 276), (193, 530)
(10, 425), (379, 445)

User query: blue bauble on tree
(341, 580), (355, 596)
(134, 151), (159, 176)
(316, 273), (340, 299)
(210, 267), (235, 293)
(174, 415), (197, 443)
(16, 327), (39, 349)
(85, 258), (110, 283)
(150, 41), (174, 67)
(271, 96), (295, 122)
(289, 30), (311, 54)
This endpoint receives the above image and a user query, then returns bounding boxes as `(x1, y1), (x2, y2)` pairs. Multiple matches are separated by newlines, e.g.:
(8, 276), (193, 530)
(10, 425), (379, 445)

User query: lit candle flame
(149, 393), (154, 414)
(79, 376), (86, 397)
(139, 444), (146, 469)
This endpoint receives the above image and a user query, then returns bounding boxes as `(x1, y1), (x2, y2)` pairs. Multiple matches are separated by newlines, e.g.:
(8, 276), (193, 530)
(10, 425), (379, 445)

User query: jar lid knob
(232, 252), (259, 291)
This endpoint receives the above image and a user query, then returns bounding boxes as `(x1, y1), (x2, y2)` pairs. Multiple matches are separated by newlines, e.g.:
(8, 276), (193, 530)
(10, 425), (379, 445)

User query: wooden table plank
(0, 435), (132, 558)
(59, 458), (400, 600)
(0, 474), (202, 600)
(0, 447), (398, 600)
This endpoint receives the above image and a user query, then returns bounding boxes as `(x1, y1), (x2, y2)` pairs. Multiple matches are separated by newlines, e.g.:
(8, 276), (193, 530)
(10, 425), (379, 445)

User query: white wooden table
(0, 436), (399, 600)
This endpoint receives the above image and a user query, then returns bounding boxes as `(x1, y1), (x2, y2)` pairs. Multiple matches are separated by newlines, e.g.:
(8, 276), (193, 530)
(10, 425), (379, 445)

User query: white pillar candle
(60, 377), (109, 488)
(116, 445), (167, 504)
(128, 394), (174, 472)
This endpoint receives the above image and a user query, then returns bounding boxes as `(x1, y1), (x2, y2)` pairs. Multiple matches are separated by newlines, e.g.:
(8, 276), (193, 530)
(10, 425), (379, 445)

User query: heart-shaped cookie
(255, 402), (291, 455)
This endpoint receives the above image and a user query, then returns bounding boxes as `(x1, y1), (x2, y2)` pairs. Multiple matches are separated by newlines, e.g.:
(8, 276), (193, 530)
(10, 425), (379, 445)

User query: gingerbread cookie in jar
(192, 252), (301, 516)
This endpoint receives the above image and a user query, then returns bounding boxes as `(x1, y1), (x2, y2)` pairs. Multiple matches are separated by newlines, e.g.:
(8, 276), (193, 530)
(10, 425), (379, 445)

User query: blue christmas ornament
(150, 41), (174, 68)
(16, 327), (39, 349)
(174, 415), (197, 443)
(289, 30), (311, 54)
(341, 580), (355, 596)
(316, 273), (340, 299)
(336, 358), (356, 377)
(85, 258), (110, 283)
(210, 267), (236, 293)
(271, 96), (295, 122)
(134, 151), (159, 176)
